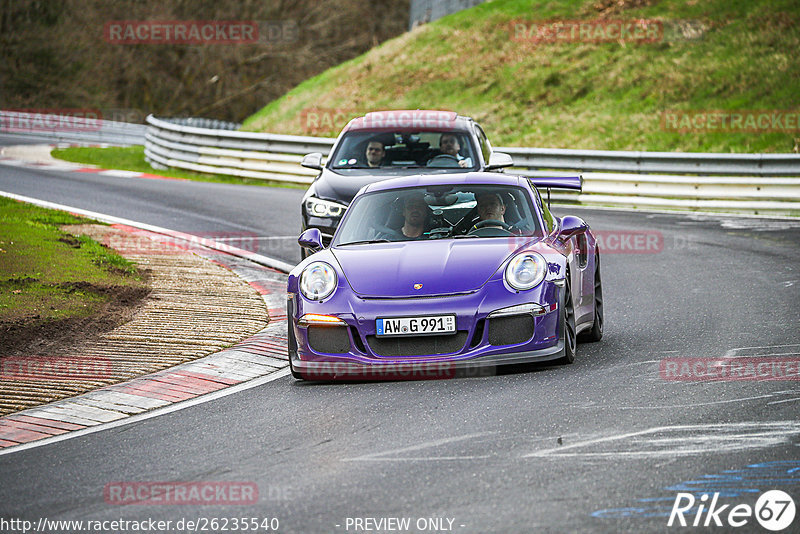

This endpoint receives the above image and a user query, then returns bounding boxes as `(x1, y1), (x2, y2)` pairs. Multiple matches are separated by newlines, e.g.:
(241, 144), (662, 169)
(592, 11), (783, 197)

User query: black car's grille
(366, 332), (468, 358)
(488, 315), (534, 346)
(308, 326), (351, 354)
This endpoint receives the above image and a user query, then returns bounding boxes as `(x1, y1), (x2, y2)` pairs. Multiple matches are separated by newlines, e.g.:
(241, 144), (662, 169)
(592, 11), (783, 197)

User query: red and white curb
(0, 143), (183, 180)
(0, 192), (292, 454)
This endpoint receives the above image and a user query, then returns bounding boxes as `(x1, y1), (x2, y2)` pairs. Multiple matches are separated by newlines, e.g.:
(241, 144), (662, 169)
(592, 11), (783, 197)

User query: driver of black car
(428, 133), (472, 168)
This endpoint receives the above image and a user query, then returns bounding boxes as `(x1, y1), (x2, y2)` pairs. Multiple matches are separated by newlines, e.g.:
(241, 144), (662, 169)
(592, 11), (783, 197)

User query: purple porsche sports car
(287, 172), (603, 380)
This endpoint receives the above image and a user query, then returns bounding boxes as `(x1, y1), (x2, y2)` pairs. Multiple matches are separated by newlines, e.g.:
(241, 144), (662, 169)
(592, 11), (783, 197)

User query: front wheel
(578, 252), (603, 342)
(557, 274), (577, 364)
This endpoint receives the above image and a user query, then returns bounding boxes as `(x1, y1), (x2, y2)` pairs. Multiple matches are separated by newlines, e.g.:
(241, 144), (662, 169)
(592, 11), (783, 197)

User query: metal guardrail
(140, 114), (799, 214)
(500, 147), (800, 176)
(0, 110), (146, 146)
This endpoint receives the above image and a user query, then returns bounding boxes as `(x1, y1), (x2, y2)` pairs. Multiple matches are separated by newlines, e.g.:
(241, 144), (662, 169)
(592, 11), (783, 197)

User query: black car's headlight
(305, 197), (346, 218)
(505, 252), (547, 291)
(299, 261), (337, 301)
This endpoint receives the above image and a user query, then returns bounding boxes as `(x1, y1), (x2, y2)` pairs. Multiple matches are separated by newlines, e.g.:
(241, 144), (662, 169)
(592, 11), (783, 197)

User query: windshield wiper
(338, 239), (392, 246)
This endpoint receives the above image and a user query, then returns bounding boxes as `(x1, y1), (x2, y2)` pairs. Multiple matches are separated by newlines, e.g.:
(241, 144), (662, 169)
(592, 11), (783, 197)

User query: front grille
(366, 332), (468, 358)
(488, 315), (534, 346)
(308, 326), (351, 354)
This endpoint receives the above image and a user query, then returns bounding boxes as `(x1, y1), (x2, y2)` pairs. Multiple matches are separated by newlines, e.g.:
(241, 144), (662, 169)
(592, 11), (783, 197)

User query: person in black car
(365, 139), (385, 168)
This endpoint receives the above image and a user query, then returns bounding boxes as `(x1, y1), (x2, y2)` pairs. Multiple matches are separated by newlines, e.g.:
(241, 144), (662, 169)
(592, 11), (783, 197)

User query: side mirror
(559, 216), (588, 240)
(485, 152), (513, 171)
(301, 152), (323, 170)
(298, 228), (324, 251)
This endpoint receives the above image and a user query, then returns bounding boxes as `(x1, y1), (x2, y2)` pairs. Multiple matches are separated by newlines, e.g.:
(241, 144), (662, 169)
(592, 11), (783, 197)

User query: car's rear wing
(526, 175), (583, 208)
(527, 175), (582, 191)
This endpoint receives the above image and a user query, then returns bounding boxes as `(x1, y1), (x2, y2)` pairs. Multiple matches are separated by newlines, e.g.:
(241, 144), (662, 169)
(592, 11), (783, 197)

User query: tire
(287, 299), (304, 379)
(578, 252), (603, 342)
(289, 356), (303, 380)
(557, 273), (577, 364)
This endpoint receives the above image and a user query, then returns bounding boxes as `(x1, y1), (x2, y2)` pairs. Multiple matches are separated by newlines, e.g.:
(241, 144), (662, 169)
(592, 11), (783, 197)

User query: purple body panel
(332, 239), (521, 297)
(288, 173), (598, 379)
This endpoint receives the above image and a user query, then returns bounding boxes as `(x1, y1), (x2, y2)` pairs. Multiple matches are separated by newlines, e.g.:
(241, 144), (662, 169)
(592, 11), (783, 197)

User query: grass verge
(0, 196), (146, 331)
(242, 0), (800, 153)
(51, 146), (305, 189)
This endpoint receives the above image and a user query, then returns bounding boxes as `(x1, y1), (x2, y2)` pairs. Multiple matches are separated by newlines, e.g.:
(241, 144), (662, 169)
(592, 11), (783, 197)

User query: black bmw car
(299, 110), (513, 257)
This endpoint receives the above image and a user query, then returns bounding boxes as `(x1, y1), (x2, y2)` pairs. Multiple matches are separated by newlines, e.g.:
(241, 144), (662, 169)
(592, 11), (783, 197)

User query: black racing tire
(287, 299), (304, 379)
(289, 356), (303, 380)
(578, 252), (604, 343)
(557, 273), (577, 364)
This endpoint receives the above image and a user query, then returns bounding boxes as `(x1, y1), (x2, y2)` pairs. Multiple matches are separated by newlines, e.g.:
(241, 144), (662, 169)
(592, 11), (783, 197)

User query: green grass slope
(242, 0), (799, 153)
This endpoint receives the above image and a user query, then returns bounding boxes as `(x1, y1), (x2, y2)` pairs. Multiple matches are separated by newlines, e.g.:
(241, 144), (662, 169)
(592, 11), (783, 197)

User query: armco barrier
(144, 115), (800, 214)
(0, 110), (146, 146)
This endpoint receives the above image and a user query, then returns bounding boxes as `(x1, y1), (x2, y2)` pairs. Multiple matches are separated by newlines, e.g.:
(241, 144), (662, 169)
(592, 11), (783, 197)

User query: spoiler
(527, 175), (583, 191)
(527, 175), (582, 209)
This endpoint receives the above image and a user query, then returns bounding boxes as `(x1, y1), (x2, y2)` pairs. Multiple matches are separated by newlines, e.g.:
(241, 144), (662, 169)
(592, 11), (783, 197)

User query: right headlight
(505, 252), (547, 291)
(305, 197), (346, 218)
(299, 261), (337, 301)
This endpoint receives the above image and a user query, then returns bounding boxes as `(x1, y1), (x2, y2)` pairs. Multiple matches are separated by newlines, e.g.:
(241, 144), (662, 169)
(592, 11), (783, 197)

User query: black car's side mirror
(558, 216), (588, 240)
(298, 228), (324, 251)
(485, 152), (514, 171)
(301, 153), (323, 170)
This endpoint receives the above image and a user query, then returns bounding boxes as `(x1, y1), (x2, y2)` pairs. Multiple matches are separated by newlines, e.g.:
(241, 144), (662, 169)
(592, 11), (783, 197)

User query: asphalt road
(2, 154), (800, 533)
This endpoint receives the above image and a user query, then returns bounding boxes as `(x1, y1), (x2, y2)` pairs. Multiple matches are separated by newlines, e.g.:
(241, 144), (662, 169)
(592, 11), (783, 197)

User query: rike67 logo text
(668, 490), (795, 531)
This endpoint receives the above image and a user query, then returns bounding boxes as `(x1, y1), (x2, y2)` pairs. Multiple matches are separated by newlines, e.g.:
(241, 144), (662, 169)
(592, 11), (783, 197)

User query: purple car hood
(332, 239), (533, 297)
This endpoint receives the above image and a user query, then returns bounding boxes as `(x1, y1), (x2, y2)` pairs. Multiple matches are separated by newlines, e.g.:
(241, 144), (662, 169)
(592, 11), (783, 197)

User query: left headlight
(505, 252), (547, 291)
(300, 261), (337, 300)
(305, 197), (346, 218)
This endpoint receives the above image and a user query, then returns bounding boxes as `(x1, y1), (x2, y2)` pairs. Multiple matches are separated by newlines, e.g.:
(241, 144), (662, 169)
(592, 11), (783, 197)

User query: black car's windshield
(333, 184), (543, 246)
(329, 130), (479, 171)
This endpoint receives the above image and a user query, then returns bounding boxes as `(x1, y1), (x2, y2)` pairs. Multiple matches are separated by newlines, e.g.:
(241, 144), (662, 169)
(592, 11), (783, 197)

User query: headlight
(505, 253), (547, 291)
(305, 197), (346, 218)
(299, 262), (337, 300)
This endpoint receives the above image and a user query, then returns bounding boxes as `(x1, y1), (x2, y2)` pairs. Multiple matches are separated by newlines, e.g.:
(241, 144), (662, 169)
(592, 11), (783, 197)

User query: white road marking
(343, 432), (496, 462)
(0, 369), (290, 457)
(523, 421), (800, 459)
(723, 343), (800, 358)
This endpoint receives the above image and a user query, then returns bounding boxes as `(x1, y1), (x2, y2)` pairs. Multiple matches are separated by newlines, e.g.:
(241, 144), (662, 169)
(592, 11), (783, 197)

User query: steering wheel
(473, 219), (512, 231)
(427, 154), (460, 167)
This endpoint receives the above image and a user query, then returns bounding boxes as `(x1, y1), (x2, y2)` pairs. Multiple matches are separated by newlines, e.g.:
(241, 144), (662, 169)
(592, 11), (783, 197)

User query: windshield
(329, 130), (479, 171)
(333, 184), (542, 246)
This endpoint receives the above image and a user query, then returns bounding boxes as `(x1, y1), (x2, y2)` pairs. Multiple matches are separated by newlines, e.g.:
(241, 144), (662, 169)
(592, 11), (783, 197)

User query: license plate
(376, 315), (456, 336)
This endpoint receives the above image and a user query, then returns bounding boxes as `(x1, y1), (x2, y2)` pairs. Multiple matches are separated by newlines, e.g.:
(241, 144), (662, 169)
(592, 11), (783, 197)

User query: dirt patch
(0, 281), (151, 358)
